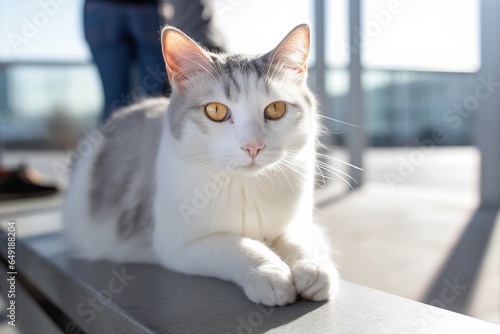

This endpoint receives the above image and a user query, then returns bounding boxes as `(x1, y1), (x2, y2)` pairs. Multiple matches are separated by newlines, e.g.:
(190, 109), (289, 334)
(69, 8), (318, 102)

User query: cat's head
(161, 24), (317, 175)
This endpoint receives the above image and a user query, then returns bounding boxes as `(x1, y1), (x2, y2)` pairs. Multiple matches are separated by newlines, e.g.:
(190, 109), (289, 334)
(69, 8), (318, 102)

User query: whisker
(328, 170), (356, 192)
(275, 163), (295, 192)
(315, 153), (364, 171)
(317, 114), (365, 129)
(314, 164), (327, 187)
(280, 160), (327, 188)
(279, 160), (306, 178)
(316, 160), (358, 184)
(258, 169), (274, 187)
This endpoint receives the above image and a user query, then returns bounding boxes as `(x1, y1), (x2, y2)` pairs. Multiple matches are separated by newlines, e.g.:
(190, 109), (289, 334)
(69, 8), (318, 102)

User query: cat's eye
(205, 103), (231, 122)
(264, 101), (287, 120)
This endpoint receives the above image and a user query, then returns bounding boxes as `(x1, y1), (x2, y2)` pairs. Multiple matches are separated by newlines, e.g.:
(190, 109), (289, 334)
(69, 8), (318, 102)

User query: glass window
(214, 0), (314, 59)
(326, 0), (349, 68)
(361, 0), (480, 72)
(0, 0), (90, 62)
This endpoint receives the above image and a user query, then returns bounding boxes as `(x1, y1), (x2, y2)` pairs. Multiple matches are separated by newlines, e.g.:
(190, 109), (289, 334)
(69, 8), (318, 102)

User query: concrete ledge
(1, 231), (499, 334)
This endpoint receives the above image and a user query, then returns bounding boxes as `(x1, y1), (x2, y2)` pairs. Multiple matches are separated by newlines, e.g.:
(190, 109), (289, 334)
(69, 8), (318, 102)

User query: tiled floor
(0, 147), (498, 333)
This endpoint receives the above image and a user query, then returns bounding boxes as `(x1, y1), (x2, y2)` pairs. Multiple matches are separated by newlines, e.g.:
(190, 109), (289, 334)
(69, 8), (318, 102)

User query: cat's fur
(63, 24), (339, 306)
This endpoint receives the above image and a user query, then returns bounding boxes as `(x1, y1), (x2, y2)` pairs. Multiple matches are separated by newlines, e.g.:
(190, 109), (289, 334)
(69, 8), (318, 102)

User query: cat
(63, 24), (339, 306)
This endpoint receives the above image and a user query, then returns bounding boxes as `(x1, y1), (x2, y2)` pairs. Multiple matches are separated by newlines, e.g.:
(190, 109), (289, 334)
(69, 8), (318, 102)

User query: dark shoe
(0, 165), (59, 201)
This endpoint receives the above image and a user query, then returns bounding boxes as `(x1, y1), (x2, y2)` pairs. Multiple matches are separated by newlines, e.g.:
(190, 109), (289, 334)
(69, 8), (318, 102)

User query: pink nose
(241, 142), (265, 159)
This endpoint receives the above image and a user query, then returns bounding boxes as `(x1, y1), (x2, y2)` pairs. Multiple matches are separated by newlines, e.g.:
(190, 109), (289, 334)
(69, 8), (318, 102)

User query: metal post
(0, 66), (9, 164)
(314, 0), (327, 118)
(0, 67), (8, 117)
(346, 0), (366, 187)
(424, 1), (499, 312)
(478, 0), (500, 207)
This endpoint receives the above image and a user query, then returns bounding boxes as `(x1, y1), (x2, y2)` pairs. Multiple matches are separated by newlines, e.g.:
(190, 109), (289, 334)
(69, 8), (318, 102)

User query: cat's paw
(292, 259), (339, 301)
(243, 262), (297, 306)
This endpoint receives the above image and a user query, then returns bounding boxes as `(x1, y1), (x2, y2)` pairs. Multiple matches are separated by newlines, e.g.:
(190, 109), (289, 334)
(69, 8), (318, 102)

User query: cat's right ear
(267, 24), (310, 81)
(161, 27), (213, 91)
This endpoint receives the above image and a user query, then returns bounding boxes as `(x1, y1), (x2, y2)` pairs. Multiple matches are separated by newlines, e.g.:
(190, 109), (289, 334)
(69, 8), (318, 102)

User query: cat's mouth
(232, 155), (282, 174)
(244, 162), (259, 170)
(237, 155), (283, 174)
(237, 161), (262, 174)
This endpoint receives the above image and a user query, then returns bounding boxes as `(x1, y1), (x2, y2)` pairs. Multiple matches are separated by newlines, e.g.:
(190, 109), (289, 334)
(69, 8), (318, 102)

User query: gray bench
(1, 230), (499, 334)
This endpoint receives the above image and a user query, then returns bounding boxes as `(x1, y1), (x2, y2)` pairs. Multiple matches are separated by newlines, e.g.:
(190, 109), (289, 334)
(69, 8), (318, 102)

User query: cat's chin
(237, 162), (264, 175)
(235, 160), (282, 176)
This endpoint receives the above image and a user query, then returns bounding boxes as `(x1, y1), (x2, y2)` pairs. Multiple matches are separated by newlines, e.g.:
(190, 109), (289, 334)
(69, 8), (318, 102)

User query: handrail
(0, 60), (92, 67)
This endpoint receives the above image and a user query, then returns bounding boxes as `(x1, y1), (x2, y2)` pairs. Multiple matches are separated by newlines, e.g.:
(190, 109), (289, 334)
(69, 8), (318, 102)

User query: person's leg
(84, 2), (131, 121)
(127, 4), (169, 97)
(169, 0), (225, 52)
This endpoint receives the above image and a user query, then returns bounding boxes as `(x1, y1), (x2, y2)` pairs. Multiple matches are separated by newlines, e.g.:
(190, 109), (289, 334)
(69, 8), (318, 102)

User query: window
(0, 0), (89, 62)
(362, 0), (480, 72)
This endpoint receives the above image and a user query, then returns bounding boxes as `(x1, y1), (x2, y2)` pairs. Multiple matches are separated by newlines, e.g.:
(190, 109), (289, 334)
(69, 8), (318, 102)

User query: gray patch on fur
(90, 98), (167, 239)
(189, 109), (210, 134)
(222, 55), (269, 81)
(223, 70), (242, 99)
(117, 178), (154, 239)
(168, 96), (187, 140)
(302, 92), (313, 109)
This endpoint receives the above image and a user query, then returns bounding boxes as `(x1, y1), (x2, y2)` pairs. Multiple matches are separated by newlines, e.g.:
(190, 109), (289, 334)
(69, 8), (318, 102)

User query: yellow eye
(205, 103), (230, 122)
(264, 101), (287, 120)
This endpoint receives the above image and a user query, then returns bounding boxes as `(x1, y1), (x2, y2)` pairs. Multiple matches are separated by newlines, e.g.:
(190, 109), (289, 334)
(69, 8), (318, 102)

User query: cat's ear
(161, 26), (213, 90)
(269, 24), (311, 76)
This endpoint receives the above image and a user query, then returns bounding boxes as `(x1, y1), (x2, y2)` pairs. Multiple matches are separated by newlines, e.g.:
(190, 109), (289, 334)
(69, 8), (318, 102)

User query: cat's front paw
(243, 262), (296, 306)
(292, 259), (339, 301)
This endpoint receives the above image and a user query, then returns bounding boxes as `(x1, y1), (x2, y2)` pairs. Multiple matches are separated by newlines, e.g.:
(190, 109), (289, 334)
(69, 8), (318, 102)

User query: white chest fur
(153, 133), (315, 247)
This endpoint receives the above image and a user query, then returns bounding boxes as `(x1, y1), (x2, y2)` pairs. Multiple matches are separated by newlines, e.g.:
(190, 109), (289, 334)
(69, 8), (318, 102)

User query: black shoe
(0, 165), (59, 201)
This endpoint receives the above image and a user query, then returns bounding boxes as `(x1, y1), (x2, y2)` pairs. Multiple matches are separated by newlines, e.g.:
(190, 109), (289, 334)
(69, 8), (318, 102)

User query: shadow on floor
(423, 204), (499, 313)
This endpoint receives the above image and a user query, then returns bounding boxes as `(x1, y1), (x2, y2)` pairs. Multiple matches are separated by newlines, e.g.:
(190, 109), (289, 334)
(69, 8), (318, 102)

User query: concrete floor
(316, 147), (499, 324)
(0, 147), (498, 333)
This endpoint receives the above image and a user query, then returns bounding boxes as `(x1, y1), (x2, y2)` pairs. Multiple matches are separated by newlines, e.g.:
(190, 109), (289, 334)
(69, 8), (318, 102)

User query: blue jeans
(84, 1), (168, 121)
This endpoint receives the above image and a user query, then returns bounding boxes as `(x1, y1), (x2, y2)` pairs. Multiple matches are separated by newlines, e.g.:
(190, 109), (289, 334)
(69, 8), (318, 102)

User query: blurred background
(0, 0), (498, 331)
(0, 0), (482, 148)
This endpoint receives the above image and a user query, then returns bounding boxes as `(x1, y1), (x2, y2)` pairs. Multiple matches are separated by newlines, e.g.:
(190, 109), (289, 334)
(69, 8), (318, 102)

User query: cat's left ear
(161, 26), (213, 91)
(269, 24), (311, 76)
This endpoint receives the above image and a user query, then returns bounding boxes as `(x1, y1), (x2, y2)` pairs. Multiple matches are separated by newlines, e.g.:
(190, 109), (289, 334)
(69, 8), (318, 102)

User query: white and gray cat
(63, 24), (339, 306)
